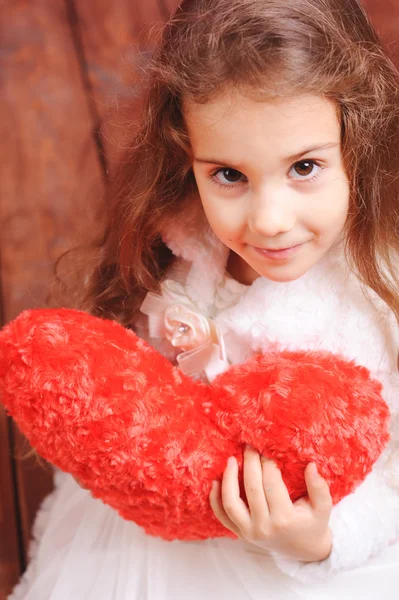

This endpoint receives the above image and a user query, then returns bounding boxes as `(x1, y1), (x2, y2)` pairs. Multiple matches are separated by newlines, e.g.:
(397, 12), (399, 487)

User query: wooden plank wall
(0, 1), (397, 598)
(0, 1), (179, 597)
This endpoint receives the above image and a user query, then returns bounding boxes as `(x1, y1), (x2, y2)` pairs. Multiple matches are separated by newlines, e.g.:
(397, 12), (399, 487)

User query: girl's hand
(73, 476), (89, 490)
(209, 446), (333, 563)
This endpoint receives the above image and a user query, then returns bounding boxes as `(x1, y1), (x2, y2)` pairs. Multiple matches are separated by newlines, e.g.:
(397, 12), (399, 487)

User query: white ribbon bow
(140, 280), (228, 382)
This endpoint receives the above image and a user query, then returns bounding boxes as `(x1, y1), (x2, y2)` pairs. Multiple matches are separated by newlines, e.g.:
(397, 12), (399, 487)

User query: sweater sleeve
(271, 371), (399, 583)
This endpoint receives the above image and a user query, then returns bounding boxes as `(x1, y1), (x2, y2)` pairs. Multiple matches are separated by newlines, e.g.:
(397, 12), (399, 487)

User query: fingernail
(227, 456), (237, 468)
(211, 480), (219, 491)
(309, 462), (319, 477)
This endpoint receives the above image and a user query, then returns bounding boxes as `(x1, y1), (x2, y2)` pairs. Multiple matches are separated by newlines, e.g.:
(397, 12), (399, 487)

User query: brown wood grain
(12, 433), (54, 571)
(0, 0), (172, 591)
(0, 409), (21, 600)
(0, 0), (103, 323)
(0, 0), (104, 577)
(363, 0), (399, 67)
(162, 0), (180, 17)
(74, 0), (168, 164)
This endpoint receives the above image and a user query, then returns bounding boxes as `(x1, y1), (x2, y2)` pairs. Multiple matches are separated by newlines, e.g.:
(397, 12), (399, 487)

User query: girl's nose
(248, 190), (296, 237)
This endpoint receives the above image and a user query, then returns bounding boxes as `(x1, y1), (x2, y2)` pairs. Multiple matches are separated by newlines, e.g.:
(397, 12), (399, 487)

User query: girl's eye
(289, 160), (321, 180)
(213, 168), (246, 186)
(210, 160), (322, 189)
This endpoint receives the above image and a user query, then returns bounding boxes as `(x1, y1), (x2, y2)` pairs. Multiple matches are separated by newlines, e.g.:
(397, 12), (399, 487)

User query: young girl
(10, 0), (399, 598)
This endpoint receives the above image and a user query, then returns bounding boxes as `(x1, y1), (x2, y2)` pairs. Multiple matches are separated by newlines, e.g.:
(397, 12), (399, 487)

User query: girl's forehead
(184, 93), (341, 152)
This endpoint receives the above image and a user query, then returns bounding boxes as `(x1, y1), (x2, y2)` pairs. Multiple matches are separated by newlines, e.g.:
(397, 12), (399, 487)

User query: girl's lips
(252, 242), (306, 260)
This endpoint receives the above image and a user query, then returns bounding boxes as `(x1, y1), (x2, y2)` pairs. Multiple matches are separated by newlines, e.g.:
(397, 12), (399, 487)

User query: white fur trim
(161, 202), (228, 311)
(271, 450), (399, 582)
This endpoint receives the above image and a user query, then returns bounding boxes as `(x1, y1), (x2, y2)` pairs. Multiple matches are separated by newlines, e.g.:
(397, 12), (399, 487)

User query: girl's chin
(249, 258), (315, 283)
(227, 244), (322, 285)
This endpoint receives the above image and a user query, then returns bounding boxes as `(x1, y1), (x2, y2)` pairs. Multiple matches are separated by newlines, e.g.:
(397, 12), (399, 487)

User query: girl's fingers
(243, 446), (270, 522)
(209, 481), (241, 536)
(73, 477), (89, 490)
(221, 456), (252, 532)
(304, 463), (333, 517)
(261, 457), (293, 515)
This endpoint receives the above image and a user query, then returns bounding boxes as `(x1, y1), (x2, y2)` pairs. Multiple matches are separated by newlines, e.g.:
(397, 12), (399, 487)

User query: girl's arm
(271, 450), (399, 581)
(271, 372), (399, 582)
(211, 372), (399, 583)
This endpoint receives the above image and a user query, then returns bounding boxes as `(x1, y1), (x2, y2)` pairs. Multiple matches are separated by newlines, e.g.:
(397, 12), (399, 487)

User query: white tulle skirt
(9, 470), (399, 600)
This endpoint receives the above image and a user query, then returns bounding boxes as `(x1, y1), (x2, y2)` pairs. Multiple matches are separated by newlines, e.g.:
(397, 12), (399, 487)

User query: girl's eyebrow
(194, 142), (340, 167)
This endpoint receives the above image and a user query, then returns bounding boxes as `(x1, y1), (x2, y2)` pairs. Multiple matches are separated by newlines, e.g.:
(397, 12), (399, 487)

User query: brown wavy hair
(58, 0), (399, 327)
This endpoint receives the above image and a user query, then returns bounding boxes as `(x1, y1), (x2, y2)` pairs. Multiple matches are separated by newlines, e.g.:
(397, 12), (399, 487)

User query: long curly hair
(58, 0), (399, 327)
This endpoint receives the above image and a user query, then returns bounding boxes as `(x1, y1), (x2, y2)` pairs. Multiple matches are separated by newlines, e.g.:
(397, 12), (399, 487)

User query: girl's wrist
(300, 530), (333, 563)
(271, 530), (333, 563)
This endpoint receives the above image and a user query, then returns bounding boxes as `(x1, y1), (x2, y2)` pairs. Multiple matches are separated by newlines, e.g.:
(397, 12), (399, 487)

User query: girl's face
(185, 92), (350, 284)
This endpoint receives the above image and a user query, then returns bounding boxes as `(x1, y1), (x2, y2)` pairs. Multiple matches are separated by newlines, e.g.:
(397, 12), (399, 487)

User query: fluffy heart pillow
(0, 308), (390, 541)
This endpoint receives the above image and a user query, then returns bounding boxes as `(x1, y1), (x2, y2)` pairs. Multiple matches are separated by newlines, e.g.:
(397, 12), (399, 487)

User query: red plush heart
(0, 308), (389, 541)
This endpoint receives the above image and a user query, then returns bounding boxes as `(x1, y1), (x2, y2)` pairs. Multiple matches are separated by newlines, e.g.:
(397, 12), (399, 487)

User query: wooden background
(0, 1), (397, 597)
